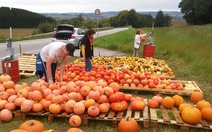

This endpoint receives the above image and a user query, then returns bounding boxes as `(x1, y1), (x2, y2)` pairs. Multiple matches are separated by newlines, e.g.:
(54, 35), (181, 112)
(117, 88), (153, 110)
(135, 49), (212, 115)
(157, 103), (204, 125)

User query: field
(0, 22), (212, 132)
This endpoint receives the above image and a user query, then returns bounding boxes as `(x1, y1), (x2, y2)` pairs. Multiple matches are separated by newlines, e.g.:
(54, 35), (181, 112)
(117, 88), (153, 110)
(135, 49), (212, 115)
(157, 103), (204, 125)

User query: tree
(179, 0), (212, 25)
(154, 10), (165, 27)
(126, 9), (138, 28)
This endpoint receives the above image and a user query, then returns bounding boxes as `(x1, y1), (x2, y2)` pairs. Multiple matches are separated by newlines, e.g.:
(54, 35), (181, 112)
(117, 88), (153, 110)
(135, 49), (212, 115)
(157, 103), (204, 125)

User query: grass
(1, 22), (212, 132)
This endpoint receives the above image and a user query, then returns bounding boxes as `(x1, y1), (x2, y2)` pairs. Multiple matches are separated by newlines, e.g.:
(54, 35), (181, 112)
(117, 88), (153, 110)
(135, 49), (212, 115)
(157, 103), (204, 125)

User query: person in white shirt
(132, 29), (148, 57)
(39, 42), (75, 84)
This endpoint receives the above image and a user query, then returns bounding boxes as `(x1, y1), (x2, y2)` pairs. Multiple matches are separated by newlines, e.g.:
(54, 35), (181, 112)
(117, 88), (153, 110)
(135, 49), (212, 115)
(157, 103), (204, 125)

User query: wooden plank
(150, 108), (157, 121)
(160, 105), (171, 123)
(134, 111), (140, 120)
(199, 119), (210, 128)
(143, 99), (149, 120)
(171, 107), (184, 124)
(107, 110), (115, 119)
(116, 111), (124, 119)
(125, 106), (132, 118)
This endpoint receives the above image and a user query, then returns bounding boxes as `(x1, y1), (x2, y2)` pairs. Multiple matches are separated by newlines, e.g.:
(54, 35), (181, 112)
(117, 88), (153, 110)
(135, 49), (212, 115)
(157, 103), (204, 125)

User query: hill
(0, 7), (56, 28)
(42, 11), (184, 20)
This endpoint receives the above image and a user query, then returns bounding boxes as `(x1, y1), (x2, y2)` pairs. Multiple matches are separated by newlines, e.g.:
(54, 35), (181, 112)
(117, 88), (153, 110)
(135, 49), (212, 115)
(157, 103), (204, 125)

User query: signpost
(94, 9), (101, 37)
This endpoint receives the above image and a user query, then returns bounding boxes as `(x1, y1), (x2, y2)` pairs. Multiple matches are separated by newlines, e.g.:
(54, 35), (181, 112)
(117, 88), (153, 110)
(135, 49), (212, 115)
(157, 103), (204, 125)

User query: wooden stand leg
(48, 115), (54, 123)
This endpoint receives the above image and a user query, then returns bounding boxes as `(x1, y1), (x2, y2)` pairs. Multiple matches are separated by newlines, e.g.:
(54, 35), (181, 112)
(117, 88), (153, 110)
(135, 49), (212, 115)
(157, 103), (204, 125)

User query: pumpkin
(201, 108), (212, 121)
(97, 95), (108, 104)
(103, 86), (114, 97)
(172, 95), (184, 106)
(93, 86), (104, 96)
(130, 100), (146, 110)
(152, 94), (163, 104)
(32, 102), (43, 112)
(73, 102), (85, 115)
(67, 128), (83, 132)
(51, 95), (63, 104)
(49, 103), (61, 114)
(87, 106), (100, 117)
(109, 82), (120, 92)
(179, 103), (193, 114)
(84, 99), (95, 109)
(111, 101), (128, 112)
(162, 96), (174, 108)
(65, 100), (76, 113)
(98, 103), (109, 113)
(148, 99), (159, 108)
(31, 90), (43, 101)
(0, 74), (11, 83)
(0, 99), (7, 109)
(80, 85), (91, 97)
(88, 90), (100, 101)
(69, 115), (82, 127)
(0, 108), (13, 122)
(30, 81), (42, 91)
(181, 107), (201, 124)
(19, 120), (45, 132)
(5, 102), (16, 111)
(109, 92), (125, 102)
(196, 100), (211, 111)
(190, 91), (203, 103)
(124, 94), (132, 102)
(21, 99), (33, 112)
(118, 116), (138, 132)
(0, 91), (10, 100)
(3, 80), (15, 89)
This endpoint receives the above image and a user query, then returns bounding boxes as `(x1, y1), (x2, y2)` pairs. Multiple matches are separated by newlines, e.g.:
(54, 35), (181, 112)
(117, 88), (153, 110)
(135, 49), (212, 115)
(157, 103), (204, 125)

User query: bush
(37, 22), (55, 33)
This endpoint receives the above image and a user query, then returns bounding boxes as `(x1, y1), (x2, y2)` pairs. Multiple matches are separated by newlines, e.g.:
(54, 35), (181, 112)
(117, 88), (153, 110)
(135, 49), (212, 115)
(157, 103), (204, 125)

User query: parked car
(52, 24), (85, 49)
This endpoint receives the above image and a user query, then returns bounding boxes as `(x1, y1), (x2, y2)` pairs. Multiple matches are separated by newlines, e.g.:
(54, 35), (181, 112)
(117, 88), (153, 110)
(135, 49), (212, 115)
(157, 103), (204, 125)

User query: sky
(0, 0), (182, 13)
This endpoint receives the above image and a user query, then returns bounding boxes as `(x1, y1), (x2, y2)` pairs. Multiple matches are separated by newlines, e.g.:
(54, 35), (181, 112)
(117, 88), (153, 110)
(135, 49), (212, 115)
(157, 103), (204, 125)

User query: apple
(141, 79), (148, 86)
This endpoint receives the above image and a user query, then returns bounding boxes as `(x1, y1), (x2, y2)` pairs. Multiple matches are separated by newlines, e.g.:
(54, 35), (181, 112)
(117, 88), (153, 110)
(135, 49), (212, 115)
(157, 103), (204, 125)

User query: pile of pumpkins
(0, 73), (212, 132)
(74, 56), (174, 76)
(55, 64), (186, 91)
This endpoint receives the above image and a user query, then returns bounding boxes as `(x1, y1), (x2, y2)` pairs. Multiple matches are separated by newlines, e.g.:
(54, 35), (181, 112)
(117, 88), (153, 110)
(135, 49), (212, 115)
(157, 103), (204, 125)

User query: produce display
(0, 73), (211, 131)
(74, 56), (174, 76)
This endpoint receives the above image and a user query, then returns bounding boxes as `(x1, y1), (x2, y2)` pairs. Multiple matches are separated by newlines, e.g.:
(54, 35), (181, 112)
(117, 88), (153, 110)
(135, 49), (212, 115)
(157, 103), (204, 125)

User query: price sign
(94, 9), (101, 15)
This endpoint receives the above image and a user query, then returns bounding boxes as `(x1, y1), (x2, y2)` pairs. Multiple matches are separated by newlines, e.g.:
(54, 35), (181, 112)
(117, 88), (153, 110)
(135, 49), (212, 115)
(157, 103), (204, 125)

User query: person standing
(81, 29), (96, 72)
(132, 29), (147, 57)
(39, 42), (75, 84)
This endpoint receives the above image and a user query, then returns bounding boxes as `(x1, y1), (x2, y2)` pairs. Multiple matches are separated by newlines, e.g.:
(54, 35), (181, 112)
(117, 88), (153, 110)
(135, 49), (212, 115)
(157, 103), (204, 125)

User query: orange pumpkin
(130, 100), (146, 111)
(190, 91), (203, 103)
(172, 95), (184, 106)
(19, 120), (45, 132)
(0, 108), (13, 122)
(98, 103), (109, 113)
(73, 102), (85, 115)
(196, 100), (211, 111)
(49, 103), (61, 114)
(179, 103), (193, 114)
(67, 128), (83, 132)
(84, 99), (95, 109)
(118, 116), (138, 132)
(69, 115), (81, 127)
(162, 96), (174, 108)
(3, 80), (15, 89)
(148, 99), (159, 108)
(32, 102), (43, 112)
(201, 108), (212, 121)
(21, 99), (33, 112)
(0, 74), (11, 83)
(87, 106), (100, 117)
(111, 101), (128, 112)
(88, 90), (100, 101)
(65, 100), (76, 113)
(182, 107), (201, 124)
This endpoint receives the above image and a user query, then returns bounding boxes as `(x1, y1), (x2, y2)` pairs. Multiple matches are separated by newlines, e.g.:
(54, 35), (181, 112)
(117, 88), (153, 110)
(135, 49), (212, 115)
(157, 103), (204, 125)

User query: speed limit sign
(94, 9), (101, 15)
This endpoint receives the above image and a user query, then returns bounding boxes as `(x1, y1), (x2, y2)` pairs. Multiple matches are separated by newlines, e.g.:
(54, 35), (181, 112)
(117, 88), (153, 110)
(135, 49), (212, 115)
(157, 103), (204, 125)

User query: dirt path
(74, 46), (128, 57)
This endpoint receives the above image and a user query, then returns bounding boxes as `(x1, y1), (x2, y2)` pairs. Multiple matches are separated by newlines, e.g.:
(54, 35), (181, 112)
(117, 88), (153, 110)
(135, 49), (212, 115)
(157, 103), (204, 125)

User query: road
(0, 28), (128, 73)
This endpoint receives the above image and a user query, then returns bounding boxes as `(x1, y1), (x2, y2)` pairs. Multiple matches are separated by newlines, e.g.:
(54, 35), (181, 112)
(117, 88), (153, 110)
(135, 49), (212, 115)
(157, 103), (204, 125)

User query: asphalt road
(0, 28), (128, 73)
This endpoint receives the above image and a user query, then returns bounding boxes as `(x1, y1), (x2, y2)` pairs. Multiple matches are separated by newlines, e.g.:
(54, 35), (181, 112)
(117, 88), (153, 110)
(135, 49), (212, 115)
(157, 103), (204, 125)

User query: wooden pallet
(120, 80), (202, 96)
(12, 100), (149, 128)
(150, 105), (212, 131)
(18, 53), (37, 76)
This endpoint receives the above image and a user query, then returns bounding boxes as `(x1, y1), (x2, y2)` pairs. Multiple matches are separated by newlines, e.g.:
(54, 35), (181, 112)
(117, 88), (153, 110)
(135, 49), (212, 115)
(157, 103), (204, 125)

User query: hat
(136, 29), (141, 34)
(66, 43), (75, 57)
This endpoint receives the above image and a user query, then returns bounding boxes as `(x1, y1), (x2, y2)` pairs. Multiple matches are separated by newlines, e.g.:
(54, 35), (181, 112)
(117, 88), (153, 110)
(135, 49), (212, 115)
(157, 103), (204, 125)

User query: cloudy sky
(0, 0), (182, 13)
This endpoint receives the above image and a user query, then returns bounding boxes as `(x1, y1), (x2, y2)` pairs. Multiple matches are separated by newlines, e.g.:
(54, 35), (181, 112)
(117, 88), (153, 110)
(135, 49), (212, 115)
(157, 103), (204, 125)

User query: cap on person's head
(66, 43), (75, 57)
(136, 29), (141, 34)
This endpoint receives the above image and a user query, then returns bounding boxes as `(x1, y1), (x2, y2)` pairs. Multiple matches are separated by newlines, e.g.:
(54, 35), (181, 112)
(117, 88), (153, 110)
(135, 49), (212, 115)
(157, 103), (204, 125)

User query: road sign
(94, 9), (101, 15)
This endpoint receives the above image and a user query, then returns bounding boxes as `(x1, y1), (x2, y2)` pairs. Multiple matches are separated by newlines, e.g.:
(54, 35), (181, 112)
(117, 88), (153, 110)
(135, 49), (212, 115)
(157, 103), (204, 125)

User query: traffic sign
(94, 9), (101, 15)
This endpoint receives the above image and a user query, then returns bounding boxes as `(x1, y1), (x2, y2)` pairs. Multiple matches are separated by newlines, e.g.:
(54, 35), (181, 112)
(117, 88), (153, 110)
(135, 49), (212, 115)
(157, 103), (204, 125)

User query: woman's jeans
(85, 58), (93, 72)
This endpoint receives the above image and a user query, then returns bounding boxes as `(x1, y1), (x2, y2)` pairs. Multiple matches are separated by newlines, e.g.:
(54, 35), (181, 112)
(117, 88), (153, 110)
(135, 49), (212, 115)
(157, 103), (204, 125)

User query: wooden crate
(18, 53), (37, 76)
(150, 105), (212, 131)
(120, 80), (202, 96)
